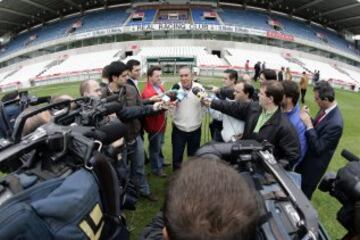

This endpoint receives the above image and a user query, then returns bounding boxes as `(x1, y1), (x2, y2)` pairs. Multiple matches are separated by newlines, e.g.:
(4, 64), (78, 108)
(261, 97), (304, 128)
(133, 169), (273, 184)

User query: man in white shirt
(171, 66), (204, 170)
(209, 81), (254, 142)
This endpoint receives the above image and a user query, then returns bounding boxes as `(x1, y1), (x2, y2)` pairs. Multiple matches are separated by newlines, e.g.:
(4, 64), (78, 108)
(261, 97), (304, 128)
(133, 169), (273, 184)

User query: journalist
(202, 80), (300, 167)
(141, 157), (262, 240)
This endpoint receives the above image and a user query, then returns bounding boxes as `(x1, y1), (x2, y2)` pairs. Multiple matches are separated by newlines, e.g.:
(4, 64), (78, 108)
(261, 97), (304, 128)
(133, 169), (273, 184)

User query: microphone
(192, 87), (208, 99)
(171, 83), (180, 90)
(84, 120), (127, 145)
(341, 149), (360, 162)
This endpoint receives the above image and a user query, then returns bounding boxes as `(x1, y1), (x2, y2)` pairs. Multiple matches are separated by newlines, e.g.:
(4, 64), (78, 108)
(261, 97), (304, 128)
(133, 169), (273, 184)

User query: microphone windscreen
(172, 83), (180, 90)
(191, 87), (202, 96)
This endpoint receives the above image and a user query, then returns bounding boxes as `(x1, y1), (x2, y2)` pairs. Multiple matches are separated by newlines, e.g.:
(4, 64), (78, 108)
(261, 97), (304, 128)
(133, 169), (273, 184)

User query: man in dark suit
(126, 59), (161, 105)
(296, 81), (343, 199)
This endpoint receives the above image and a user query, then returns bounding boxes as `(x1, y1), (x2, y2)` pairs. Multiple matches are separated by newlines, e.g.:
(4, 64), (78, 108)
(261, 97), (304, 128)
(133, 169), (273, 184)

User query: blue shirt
(285, 104), (308, 167)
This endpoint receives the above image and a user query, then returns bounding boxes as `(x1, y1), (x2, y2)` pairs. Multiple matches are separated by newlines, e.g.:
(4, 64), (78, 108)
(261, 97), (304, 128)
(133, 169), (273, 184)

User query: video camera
(319, 149), (360, 240)
(0, 95), (138, 211)
(54, 95), (122, 127)
(0, 91), (51, 138)
(196, 140), (329, 240)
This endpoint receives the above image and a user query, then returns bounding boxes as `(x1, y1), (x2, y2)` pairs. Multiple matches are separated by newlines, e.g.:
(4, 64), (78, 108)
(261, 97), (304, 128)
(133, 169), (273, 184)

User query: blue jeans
(148, 132), (165, 174)
(126, 135), (151, 196)
(172, 125), (201, 171)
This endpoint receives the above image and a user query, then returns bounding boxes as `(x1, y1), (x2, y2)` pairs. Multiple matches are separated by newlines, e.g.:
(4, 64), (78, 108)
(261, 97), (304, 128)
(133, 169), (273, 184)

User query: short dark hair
(262, 80), (284, 106)
(147, 65), (162, 78)
(224, 69), (238, 83)
(314, 80), (335, 102)
(164, 158), (261, 240)
(239, 80), (255, 99)
(1, 90), (19, 102)
(261, 69), (277, 81)
(101, 64), (110, 80)
(107, 61), (127, 83)
(282, 80), (300, 106)
(126, 59), (141, 71)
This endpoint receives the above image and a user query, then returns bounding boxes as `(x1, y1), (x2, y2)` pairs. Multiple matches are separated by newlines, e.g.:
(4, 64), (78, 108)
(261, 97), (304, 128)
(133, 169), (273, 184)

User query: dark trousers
(172, 124), (201, 171)
(301, 89), (307, 104)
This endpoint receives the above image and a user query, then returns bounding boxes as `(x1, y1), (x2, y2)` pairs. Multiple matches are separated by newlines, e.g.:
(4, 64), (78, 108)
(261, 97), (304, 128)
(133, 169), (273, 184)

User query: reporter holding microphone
(171, 66), (205, 171)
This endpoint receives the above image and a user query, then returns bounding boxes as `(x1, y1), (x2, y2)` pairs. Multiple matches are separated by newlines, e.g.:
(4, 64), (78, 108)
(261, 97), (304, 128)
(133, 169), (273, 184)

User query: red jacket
(141, 82), (166, 133)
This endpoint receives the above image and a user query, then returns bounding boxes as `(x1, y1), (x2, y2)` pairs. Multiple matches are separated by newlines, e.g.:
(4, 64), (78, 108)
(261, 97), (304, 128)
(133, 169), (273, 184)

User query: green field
(5, 77), (360, 239)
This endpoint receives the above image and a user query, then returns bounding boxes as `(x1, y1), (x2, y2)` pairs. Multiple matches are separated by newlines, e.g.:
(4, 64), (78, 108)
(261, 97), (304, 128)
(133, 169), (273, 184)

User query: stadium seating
(218, 8), (272, 31)
(77, 8), (129, 33)
(219, 8), (358, 56)
(0, 60), (52, 88)
(225, 48), (304, 73)
(127, 9), (157, 26)
(39, 49), (121, 77)
(191, 9), (219, 25)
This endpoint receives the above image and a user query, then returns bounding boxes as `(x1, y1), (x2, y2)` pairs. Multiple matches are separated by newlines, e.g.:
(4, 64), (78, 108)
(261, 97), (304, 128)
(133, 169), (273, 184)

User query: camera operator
(141, 157), (262, 240)
(296, 81), (343, 199)
(202, 80), (300, 168)
(0, 91), (21, 137)
(104, 61), (163, 201)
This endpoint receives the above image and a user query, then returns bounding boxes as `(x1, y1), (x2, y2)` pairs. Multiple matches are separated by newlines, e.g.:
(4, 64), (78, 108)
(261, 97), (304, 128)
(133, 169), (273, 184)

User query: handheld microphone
(341, 149), (360, 162)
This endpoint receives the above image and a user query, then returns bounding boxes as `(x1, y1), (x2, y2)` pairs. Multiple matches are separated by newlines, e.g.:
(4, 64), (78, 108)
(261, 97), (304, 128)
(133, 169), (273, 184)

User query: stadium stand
(191, 9), (219, 25)
(127, 9), (157, 26)
(156, 10), (190, 23)
(38, 49), (121, 78)
(0, 60), (52, 88)
(1, 6), (359, 61)
(225, 48), (304, 73)
(78, 8), (129, 33)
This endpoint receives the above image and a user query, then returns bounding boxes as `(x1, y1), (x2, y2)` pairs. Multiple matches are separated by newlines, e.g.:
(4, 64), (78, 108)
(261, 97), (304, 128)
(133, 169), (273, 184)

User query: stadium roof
(0, 0), (360, 36)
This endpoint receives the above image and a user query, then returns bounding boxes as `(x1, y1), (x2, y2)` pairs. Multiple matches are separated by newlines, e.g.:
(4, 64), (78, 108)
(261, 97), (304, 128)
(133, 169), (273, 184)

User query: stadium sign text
(73, 24), (268, 40)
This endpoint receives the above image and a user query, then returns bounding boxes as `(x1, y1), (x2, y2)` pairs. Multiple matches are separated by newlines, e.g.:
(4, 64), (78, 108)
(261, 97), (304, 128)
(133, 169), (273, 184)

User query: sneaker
(142, 193), (158, 202)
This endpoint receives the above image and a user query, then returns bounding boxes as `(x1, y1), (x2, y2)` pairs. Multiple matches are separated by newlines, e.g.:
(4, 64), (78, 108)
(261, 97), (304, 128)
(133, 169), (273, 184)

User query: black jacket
(127, 79), (153, 105)
(277, 71), (284, 81)
(101, 84), (157, 141)
(140, 212), (165, 240)
(211, 100), (300, 166)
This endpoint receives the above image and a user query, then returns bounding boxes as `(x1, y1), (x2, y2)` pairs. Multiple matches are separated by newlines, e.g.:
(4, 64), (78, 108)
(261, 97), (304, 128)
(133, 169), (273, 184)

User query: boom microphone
(84, 120), (127, 145)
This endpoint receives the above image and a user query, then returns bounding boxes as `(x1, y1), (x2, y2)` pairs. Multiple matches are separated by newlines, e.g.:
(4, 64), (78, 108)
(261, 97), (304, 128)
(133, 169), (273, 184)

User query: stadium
(0, 0), (360, 239)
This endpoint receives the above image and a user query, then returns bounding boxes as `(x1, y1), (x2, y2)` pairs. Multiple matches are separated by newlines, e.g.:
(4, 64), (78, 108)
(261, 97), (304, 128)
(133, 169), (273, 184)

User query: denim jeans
(172, 125), (201, 171)
(126, 135), (151, 196)
(148, 132), (165, 174)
